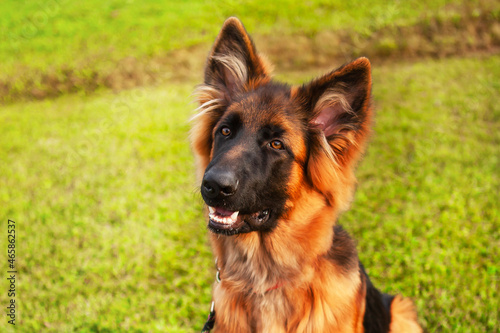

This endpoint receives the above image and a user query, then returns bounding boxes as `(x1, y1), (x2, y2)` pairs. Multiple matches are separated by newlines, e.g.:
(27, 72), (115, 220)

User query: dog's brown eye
(221, 127), (231, 136)
(269, 140), (284, 150)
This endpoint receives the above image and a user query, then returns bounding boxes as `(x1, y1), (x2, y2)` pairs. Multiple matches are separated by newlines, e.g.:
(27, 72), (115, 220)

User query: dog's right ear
(203, 17), (272, 101)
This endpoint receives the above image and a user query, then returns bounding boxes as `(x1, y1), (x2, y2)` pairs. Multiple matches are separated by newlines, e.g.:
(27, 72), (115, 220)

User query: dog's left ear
(296, 58), (372, 205)
(299, 57), (372, 161)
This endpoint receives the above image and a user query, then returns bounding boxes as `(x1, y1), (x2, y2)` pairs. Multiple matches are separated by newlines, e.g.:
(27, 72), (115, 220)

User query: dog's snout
(202, 168), (238, 199)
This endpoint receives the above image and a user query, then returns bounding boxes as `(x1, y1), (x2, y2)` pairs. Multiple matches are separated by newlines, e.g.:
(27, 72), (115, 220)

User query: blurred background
(0, 0), (498, 332)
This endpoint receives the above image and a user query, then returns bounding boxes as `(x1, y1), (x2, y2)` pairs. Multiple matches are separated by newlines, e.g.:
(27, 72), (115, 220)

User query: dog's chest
(213, 281), (362, 333)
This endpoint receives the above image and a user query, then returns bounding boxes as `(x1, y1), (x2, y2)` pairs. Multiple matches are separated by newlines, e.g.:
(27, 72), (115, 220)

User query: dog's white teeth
(209, 209), (239, 225)
(230, 211), (239, 221)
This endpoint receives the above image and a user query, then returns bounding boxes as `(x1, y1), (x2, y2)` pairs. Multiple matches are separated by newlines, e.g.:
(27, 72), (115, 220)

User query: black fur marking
(360, 263), (394, 333)
(326, 225), (359, 274)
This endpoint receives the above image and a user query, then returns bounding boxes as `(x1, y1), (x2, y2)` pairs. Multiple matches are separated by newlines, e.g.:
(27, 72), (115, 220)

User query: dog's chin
(207, 206), (271, 235)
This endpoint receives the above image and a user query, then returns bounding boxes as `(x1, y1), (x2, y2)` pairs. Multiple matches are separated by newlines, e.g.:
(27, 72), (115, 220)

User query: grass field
(1, 0), (499, 331)
(0, 53), (498, 332)
(2, 0), (499, 102)
(0, 0), (465, 73)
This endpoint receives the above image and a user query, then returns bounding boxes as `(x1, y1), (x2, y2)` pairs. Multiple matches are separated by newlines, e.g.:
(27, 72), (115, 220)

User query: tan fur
(212, 55), (248, 83)
(389, 296), (423, 333)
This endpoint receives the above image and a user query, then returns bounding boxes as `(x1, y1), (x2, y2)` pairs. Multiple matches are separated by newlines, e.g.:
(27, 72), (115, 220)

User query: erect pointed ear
(203, 17), (272, 100)
(296, 58), (372, 206)
(299, 57), (372, 163)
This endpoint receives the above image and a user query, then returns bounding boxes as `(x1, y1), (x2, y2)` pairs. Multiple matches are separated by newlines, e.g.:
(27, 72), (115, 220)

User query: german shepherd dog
(191, 17), (422, 333)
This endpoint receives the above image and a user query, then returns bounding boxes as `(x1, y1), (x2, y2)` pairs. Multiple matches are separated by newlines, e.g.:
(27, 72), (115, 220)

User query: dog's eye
(269, 140), (284, 150)
(221, 127), (231, 136)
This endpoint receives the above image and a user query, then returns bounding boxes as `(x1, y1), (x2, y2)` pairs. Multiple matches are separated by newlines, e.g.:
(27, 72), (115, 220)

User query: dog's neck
(210, 188), (340, 294)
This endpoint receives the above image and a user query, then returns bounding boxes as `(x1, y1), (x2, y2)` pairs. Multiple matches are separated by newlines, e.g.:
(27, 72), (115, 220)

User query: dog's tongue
(215, 207), (235, 216)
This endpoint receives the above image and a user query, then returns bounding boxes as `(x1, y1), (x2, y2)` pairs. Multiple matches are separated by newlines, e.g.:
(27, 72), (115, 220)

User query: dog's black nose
(202, 168), (238, 199)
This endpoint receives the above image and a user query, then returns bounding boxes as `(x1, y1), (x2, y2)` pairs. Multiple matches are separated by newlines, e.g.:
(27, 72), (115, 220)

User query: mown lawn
(1, 55), (499, 332)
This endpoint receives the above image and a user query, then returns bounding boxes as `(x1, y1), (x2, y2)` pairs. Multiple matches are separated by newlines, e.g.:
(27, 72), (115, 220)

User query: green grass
(3, 0), (498, 102)
(1, 55), (499, 332)
(1, 0), (476, 87)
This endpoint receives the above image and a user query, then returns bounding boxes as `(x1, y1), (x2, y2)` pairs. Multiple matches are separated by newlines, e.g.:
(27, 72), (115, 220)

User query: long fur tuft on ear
(203, 17), (272, 100)
(297, 57), (373, 207)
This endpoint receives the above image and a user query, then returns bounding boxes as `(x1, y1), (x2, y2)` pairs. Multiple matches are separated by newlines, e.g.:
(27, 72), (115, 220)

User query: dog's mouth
(207, 206), (270, 235)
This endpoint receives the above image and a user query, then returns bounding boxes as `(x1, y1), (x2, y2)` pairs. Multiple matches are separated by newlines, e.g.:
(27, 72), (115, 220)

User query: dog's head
(191, 18), (372, 235)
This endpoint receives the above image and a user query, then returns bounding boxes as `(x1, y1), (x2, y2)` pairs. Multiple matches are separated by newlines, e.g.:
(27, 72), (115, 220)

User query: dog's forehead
(228, 88), (301, 132)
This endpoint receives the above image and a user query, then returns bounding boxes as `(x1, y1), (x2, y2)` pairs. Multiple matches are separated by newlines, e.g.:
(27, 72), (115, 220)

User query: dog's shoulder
(325, 224), (358, 273)
(326, 225), (393, 332)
